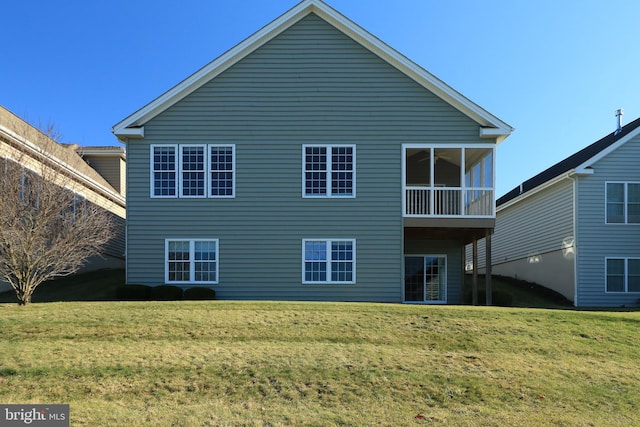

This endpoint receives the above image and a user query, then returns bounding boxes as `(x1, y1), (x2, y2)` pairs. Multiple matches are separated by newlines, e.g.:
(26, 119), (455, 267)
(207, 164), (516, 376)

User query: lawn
(1, 300), (638, 426)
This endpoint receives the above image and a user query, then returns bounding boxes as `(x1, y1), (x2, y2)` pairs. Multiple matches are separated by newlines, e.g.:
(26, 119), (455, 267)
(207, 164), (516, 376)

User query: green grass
(0, 301), (639, 426)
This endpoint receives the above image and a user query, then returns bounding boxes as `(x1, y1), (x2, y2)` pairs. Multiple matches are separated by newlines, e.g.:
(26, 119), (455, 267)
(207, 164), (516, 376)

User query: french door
(404, 256), (447, 303)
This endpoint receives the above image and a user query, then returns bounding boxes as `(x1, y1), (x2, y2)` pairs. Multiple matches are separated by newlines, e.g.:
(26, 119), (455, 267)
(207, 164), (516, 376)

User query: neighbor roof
(497, 115), (640, 207)
(112, 0), (513, 142)
(0, 105), (125, 207)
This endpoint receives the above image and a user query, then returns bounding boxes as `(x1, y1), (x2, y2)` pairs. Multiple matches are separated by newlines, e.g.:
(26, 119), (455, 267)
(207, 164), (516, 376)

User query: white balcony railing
(404, 187), (494, 217)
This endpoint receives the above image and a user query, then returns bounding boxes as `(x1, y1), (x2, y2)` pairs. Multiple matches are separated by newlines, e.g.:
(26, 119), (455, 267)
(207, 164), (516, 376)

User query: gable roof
(112, 0), (512, 142)
(497, 116), (640, 207)
(0, 105), (125, 207)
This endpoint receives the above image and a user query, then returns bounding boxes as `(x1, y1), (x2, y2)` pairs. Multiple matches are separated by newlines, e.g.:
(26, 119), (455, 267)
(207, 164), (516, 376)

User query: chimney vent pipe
(615, 108), (624, 135)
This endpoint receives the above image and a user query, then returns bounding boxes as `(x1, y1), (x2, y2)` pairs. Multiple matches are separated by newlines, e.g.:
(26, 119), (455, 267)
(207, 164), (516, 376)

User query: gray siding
(575, 134), (640, 307)
(467, 177), (575, 301)
(127, 14), (486, 301)
(84, 156), (126, 196)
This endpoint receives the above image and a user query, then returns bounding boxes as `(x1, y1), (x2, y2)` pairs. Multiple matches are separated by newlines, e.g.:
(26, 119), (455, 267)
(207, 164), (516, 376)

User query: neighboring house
(113, 0), (512, 303)
(0, 105), (126, 291)
(469, 115), (640, 307)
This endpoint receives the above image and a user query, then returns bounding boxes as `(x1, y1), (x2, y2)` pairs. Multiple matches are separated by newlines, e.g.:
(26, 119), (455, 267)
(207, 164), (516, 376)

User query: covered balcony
(403, 145), (495, 219)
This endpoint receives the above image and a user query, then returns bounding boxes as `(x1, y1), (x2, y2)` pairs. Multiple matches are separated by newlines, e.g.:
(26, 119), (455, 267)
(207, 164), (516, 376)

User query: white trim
(302, 238), (356, 284)
(605, 257), (640, 294)
(605, 181), (640, 225)
(150, 143), (236, 199)
(165, 238), (219, 285)
(570, 174), (579, 306)
(179, 144), (207, 199)
(114, 127), (144, 141)
(402, 144), (496, 218)
(150, 144), (178, 198)
(302, 144), (356, 198)
(210, 144), (236, 199)
(112, 0), (512, 140)
(575, 125), (640, 172)
(403, 254), (447, 304)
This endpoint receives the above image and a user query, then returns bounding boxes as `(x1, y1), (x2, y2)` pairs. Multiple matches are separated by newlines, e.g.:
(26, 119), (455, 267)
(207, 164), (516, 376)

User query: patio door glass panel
(404, 256), (446, 303)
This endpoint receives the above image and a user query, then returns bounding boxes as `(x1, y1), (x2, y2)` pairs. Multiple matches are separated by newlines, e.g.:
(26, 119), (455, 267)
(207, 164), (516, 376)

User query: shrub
(116, 284), (151, 301)
(150, 285), (184, 301)
(184, 287), (216, 300)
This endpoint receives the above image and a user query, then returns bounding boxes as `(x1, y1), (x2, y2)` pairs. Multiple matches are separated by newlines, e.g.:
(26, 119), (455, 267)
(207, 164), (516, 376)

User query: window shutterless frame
(302, 239), (356, 284)
(605, 182), (640, 224)
(150, 144), (235, 199)
(165, 239), (219, 285)
(302, 145), (356, 198)
(605, 257), (640, 293)
(150, 144), (178, 198)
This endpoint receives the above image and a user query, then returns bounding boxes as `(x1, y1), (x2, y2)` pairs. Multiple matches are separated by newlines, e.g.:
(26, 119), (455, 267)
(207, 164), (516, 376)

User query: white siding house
(470, 116), (640, 307)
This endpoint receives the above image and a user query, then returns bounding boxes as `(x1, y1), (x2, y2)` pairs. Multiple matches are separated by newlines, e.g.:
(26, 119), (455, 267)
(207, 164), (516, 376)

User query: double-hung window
(606, 182), (640, 224)
(606, 258), (640, 293)
(303, 239), (355, 284)
(303, 145), (355, 197)
(151, 144), (235, 198)
(166, 239), (218, 284)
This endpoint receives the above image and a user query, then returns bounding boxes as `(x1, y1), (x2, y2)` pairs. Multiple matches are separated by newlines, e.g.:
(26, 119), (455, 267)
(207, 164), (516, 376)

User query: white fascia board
(574, 125), (640, 173)
(112, 0), (513, 140)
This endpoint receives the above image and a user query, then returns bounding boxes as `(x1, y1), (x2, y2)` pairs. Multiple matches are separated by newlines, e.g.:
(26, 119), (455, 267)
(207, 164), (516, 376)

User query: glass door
(404, 256), (446, 303)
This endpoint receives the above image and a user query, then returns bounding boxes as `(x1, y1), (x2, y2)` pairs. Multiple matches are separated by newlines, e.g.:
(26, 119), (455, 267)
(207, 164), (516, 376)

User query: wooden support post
(485, 229), (493, 306)
(472, 238), (478, 306)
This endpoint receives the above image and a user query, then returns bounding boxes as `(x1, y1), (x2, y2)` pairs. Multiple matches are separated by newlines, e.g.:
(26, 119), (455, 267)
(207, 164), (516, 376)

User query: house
(112, 0), (512, 303)
(469, 113), (640, 307)
(0, 105), (126, 291)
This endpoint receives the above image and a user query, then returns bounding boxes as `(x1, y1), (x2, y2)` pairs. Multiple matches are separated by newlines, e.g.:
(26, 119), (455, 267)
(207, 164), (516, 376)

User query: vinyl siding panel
(575, 134), (640, 307)
(126, 14), (486, 301)
(84, 156), (126, 196)
(467, 178), (575, 300)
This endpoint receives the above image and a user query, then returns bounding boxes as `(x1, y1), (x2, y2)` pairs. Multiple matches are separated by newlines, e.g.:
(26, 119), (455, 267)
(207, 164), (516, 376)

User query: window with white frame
(606, 182), (640, 224)
(152, 145), (177, 197)
(210, 145), (234, 197)
(606, 258), (640, 293)
(151, 144), (235, 198)
(180, 145), (206, 197)
(166, 239), (218, 284)
(303, 145), (355, 197)
(303, 239), (355, 284)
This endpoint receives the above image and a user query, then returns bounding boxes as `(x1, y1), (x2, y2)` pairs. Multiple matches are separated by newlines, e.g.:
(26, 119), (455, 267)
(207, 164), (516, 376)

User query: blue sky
(3, 0), (639, 196)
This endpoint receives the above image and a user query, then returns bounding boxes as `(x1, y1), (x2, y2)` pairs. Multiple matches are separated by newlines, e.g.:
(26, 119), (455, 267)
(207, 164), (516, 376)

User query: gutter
(0, 124), (126, 208)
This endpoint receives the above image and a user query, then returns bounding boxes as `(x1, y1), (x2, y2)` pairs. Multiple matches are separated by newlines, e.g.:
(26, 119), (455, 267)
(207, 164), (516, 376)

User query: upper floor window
(151, 144), (235, 198)
(303, 145), (355, 198)
(606, 182), (640, 224)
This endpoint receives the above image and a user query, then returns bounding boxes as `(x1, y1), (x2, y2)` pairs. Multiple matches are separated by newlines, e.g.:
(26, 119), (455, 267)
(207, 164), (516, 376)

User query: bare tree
(0, 121), (115, 305)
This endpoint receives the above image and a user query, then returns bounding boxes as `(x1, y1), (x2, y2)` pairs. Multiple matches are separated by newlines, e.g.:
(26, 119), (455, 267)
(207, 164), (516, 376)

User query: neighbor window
(151, 144), (235, 198)
(303, 239), (355, 284)
(606, 182), (640, 224)
(303, 145), (355, 197)
(606, 258), (640, 293)
(166, 239), (218, 284)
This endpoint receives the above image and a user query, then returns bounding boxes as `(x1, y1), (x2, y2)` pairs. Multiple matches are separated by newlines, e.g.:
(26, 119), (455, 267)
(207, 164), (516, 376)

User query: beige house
(0, 105), (126, 291)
